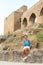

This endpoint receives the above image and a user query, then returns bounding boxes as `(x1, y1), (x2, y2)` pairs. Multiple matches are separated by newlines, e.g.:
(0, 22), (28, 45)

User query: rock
(0, 48), (43, 63)
(30, 40), (38, 49)
(0, 36), (7, 43)
(24, 48), (43, 63)
(39, 23), (43, 28)
(3, 46), (8, 50)
(33, 23), (39, 28)
(0, 44), (3, 51)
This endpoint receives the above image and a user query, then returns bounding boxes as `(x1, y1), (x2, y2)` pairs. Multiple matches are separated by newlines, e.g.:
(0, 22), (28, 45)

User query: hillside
(0, 23), (43, 62)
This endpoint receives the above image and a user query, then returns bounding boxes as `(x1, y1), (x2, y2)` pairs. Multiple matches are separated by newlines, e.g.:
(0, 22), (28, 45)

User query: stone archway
(40, 8), (43, 16)
(29, 13), (36, 25)
(39, 7), (43, 23)
(23, 18), (27, 27)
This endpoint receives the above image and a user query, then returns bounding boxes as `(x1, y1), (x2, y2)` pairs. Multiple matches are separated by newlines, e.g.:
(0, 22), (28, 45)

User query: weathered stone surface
(0, 48), (43, 63)
(4, 0), (43, 34)
(24, 49), (43, 63)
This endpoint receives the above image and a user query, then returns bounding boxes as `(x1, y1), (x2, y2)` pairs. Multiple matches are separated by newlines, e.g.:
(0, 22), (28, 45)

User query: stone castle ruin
(4, 0), (43, 34)
(4, 5), (27, 34)
(0, 0), (43, 62)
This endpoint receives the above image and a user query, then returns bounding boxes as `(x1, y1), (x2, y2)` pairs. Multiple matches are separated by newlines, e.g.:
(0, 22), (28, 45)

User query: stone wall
(4, 0), (43, 34)
(0, 48), (43, 63)
(4, 12), (14, 35)
(4, 6), (27, 35)
(14, 12), (23, 31)
(21, 0), (43, 29)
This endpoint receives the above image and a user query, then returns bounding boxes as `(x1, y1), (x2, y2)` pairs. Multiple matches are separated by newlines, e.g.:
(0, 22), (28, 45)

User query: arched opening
(29, 13), (36, 25)
(20, 18), (21, 23)
(39, 8), (43, 24)
(40, 8), (43, 16)
(23, 18), (27, 27)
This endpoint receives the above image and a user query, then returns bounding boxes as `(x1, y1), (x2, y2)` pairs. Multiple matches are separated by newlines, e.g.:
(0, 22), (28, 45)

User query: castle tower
(4, 5), (27, 35)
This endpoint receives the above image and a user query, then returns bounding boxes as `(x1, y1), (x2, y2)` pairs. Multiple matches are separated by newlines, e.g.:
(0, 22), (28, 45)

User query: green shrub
(36, 31), (43, 42)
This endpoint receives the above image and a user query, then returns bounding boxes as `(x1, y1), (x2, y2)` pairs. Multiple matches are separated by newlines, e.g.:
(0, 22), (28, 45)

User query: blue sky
(0, 0), (39, 35)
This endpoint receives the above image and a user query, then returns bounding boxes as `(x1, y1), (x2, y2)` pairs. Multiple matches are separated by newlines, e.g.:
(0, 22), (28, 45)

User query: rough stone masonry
(4, 0), (43, 34)
(0, 48), (43, 63)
